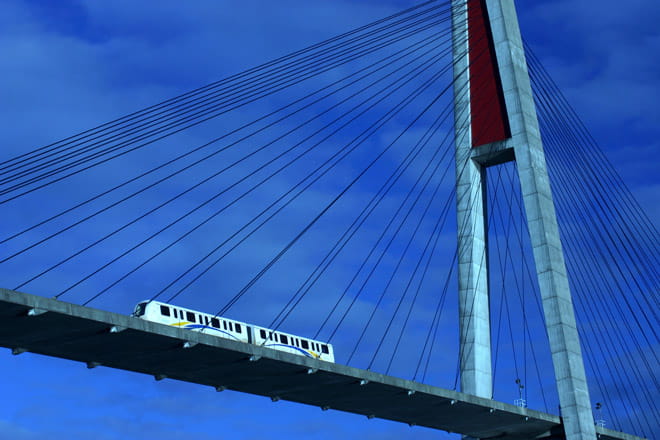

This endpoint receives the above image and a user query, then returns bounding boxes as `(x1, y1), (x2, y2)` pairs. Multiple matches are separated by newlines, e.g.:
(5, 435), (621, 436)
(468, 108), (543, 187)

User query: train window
(134, 303), (146, 316)
(235, 323), (242, 333)
(211, 318), (220, 328)
(229, 322), (233, 331)
(186, 311), (196, 322)
(204, 316), (210, 325)
(159, 305), (170, 316)
(321, 344), (329, 354)
(301, 340), (309, 350)
(280, 335), (288, 344)
(260, 329), (266, 339)
(173, 309), (178, 318)
(199, 314), (204, 324)
(223, 321), (227, 330)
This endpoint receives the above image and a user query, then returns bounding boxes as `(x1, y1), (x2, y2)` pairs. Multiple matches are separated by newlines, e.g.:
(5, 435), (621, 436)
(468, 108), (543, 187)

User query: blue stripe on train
(181, 324), (241, 341)
(264, 343), (313, 358)
(176, 325), (317, 358)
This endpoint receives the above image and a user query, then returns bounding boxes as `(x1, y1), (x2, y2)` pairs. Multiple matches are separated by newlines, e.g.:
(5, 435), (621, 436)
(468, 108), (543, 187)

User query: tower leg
(452, 0), (492, 400)
(485, 2), (597, 439)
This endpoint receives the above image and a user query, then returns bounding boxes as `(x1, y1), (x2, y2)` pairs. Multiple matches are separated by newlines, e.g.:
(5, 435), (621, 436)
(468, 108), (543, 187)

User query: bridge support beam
(452, 0), (492, 401)
(454, 146), (492, 400)
(452, 1), (597, 439)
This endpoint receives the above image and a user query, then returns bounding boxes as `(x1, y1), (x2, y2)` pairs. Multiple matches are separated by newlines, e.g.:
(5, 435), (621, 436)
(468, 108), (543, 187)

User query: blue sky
(0, 1), (658, 439)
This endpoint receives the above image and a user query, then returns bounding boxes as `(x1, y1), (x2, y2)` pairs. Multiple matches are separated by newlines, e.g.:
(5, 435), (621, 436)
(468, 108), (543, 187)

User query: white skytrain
(133, 300), (335, 362)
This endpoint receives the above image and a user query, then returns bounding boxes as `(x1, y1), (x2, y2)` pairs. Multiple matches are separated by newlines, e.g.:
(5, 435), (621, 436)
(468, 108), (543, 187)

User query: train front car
(134, 300), (250, 345)
(253, 326), (335, 363)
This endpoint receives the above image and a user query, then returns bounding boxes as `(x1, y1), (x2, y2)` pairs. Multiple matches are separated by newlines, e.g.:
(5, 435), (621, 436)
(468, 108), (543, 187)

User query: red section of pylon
(468, 0), (510, 147)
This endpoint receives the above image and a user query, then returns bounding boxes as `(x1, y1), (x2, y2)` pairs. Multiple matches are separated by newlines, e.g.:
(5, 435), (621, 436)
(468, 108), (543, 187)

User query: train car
(133, 300), (335, 362)
(133, 300), (250, 344)
(252, 325), (334, 362)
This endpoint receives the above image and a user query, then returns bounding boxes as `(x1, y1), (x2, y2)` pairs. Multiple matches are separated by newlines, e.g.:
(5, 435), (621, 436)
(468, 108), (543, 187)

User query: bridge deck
(0, 288), (642, 440)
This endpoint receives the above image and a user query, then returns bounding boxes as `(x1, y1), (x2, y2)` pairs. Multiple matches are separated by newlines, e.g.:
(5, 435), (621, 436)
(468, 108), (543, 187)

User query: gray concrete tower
(452, 1), (597, 439)
(452, 0), (493, 401)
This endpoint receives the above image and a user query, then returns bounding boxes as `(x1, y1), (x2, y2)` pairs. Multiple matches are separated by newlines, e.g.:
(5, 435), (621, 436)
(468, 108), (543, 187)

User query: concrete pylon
(452, 1), (597, 439)
(452, 0), (493, 401)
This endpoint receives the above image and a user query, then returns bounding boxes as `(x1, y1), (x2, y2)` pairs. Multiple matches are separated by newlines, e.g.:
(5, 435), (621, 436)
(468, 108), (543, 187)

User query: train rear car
(253, 326), (335, 362)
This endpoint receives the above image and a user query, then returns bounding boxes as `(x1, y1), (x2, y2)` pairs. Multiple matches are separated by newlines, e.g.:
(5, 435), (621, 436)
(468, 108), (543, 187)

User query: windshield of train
(133, 302), (147, 317)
